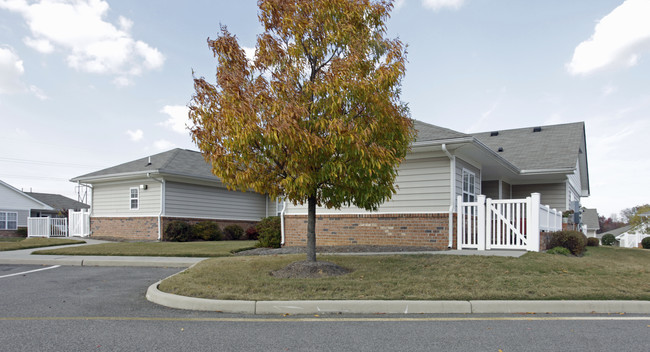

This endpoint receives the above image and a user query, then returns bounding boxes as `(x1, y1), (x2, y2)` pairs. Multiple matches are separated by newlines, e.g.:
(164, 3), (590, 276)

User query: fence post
(485, 197), (492, 250)
(528, 193), (541, 252)
(477, 195), (486, 250)
(457, 195), (463, 250)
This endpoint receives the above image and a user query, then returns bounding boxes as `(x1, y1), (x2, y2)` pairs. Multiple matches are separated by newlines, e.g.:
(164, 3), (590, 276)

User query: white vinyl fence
(28, 210), (90, 238)
(27, 217), (68, 238)
(457, 193), (562, 252)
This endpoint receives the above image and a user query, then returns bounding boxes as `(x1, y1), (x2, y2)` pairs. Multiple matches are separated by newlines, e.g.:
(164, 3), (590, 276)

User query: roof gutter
(441, 144), (455, 249)
(147, 173), (165, 241)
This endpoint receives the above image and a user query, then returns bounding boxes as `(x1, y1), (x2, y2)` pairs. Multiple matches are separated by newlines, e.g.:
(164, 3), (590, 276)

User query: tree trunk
(306, 195), (317, 262)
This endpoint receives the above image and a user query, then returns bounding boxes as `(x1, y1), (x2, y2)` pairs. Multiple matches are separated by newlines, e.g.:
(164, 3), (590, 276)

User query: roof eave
(70, 170), (161, 183)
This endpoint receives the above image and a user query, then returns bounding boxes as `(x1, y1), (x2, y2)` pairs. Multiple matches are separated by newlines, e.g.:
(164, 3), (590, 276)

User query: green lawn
(0, 238), (86, 251)
(33, 240), (256, 257)
(159, 246), (650, 301)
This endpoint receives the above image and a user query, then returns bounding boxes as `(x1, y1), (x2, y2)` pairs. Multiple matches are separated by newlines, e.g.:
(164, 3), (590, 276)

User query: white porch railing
(27, 217), (68, 238)
(457, 193), (561, 252)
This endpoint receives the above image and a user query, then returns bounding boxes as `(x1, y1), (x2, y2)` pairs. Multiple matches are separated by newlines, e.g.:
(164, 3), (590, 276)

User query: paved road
(1, 264), (648, 351)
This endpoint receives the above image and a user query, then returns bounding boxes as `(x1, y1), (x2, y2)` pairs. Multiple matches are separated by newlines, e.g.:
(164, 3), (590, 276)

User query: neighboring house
(581, 208), (600, 238)
(24, 192), (90, 216)
(282, 120), (589, 250)
(71, 149), (280, 241)
(613, 212), (650, 248)
(0, 179), (88, 236)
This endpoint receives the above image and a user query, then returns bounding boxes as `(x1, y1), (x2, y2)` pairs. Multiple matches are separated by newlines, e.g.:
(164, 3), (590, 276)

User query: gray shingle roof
(72, 149), (218, 182)
(603, 225), (633, 237)
(24, 192), (90, 210)
(581, 208), (599, 229)
(413, 120), (470, 142)
(472, 122), (585, 171)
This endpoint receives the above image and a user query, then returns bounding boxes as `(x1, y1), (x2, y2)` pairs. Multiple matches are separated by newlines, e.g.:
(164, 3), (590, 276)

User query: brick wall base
(91, 217), (159, 241)
(160, 217), (258, 241)
(90, 216), (259, 241)
(0, 229), (25, 238)
(284, 213), (456, 250)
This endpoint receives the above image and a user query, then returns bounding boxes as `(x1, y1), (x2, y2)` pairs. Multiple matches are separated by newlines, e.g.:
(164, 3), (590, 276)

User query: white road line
(0, 265), (61, 279)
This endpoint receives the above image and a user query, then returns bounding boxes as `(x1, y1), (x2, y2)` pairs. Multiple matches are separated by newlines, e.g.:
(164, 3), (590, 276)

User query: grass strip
(0, 238), (86, 251)
(159, 246), (650, 301)
(33, 241), (256, 257)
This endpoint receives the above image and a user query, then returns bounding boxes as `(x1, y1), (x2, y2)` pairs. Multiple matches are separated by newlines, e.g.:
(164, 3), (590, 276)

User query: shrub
(16, 227), (27, 237)
(548, 230), (587, 256)
(586, 237), (600, 247)
(164, 221), (193, 242)
(546, 246), (571, 256)
(245, 226), (259, 240)
(223, 224), (245, 240)
(641, 237), (650, 249)
(601, 233), (616, 246)
(193, 221), (222, 241)
(256, 216), (281, 248)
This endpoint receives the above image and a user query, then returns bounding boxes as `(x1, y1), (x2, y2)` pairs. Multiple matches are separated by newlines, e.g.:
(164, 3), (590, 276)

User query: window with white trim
(462, 169), (476, 202)
(130, 187), (139, 210)
(0, 212), (18, 230)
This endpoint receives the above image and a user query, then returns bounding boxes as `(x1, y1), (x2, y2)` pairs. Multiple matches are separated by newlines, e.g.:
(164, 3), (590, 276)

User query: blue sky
(1, 0), (648, 219)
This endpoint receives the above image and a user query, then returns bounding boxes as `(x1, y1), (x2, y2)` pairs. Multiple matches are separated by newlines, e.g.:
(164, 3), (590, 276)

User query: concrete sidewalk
(0, 238), (206, 268)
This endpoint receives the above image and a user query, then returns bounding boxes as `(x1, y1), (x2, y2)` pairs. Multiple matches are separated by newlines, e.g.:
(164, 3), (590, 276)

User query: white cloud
(394, 0), (406, 10)
(159, 105), (191, 134)
(28, 85), (48, 100)
(0, 46), (25, 94)
(422, 0), (465, 12)
(126, 129), (143, 142)
(0, 0), (165, 85)
(112, 76), (132, 87)
(23, 37), (54, 53)
(601, 84), (617, 96)
(153, 139), (175, 151)
(567, 0), (650, 75)
(242, 46), (255, 62)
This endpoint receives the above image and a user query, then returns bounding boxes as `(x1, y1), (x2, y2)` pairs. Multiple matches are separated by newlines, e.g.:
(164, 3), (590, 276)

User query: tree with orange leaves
(190, 0), (413, 263)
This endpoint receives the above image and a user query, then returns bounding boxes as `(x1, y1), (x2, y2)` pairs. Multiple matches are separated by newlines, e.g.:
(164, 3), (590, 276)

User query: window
(0, 212), (17, 230)
(462, 169), (476, 202)
(130, 188), (139, 210)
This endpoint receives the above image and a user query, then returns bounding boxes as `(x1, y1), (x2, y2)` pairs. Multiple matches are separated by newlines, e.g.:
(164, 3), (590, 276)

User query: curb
(0, 257), (204, 268)
(145, 282), (650, 315)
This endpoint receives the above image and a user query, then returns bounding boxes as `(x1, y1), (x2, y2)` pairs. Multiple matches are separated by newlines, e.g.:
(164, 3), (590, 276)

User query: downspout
(441, 144), (455, 249)
(147, 173), (165, 241)
(280, 198), (287, 246)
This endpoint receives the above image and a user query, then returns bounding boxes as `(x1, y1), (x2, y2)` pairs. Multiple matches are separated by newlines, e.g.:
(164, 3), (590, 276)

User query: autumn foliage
(189, 0), (413, 261)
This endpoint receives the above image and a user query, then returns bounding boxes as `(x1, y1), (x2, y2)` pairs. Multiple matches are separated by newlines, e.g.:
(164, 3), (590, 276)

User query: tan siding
(285, 154), (451, 214)
(92, 179), (161, 217)
(511, 183), (566, 211)
(455, 158), (481, 199)
(165, 182), (266, 221)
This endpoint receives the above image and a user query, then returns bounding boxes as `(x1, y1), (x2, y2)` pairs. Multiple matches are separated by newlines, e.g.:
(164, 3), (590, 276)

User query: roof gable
(413, 120), (470, 142)
(0, 179), (53, 210)
(24, 192), (90, 210)
(72, 149), (218, 182)
(581, 208), (599, 229)
(472, 122), (585, 172)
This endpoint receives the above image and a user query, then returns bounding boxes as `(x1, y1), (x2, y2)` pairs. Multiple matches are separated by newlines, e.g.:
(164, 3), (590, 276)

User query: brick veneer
(160, 217), (258, 241)
(284, 213), (457, 250)
(0, 229), (24, 238)
(90, 216), (259, 241)
(91, 217), (159, 241)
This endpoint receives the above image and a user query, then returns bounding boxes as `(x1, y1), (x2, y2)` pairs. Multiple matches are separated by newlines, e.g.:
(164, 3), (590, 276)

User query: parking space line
(0, 265), (61, 279)
(0, 316), (648, 322)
